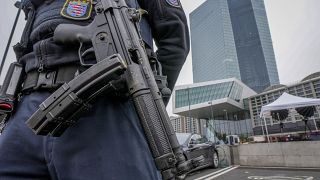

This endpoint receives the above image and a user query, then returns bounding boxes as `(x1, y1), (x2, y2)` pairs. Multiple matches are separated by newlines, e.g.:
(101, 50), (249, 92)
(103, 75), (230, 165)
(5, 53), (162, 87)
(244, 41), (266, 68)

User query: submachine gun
(26, 0), (203, 179)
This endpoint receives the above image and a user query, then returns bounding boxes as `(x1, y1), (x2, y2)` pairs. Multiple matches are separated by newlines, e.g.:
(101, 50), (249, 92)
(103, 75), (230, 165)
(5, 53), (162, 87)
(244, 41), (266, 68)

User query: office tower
(190, 0), (279, 93)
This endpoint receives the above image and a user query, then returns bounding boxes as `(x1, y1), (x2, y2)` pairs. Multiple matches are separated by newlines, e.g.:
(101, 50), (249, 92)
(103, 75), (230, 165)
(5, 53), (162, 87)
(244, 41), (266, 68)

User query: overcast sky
(1, 0), (320, 116)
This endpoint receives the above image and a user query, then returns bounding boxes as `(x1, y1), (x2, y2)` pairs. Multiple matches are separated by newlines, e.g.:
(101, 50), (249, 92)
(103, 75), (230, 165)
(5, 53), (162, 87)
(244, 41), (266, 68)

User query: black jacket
(138, 0), (190, 91)
(19, 0), (189, 91)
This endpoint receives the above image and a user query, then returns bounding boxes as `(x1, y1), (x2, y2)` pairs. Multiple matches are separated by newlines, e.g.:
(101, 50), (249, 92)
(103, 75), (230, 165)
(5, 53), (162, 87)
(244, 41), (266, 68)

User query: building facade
(173, 78), (256, 118)
(248, 72), (320, 136)
(170, 115), (253, 141)
(190, 0), (279, 93)
(172, 78), (256, 138)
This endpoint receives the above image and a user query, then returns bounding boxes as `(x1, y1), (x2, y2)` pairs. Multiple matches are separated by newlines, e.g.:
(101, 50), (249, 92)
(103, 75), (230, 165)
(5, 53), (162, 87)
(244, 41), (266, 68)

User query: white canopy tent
(260, 92), (320, 117)
(259, 92), (320, 142)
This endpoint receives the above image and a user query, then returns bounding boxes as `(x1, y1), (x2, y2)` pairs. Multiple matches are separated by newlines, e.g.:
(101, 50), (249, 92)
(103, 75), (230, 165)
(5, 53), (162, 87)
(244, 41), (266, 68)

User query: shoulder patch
(61, 0), (92, 20)
(165, 0), (182, 8)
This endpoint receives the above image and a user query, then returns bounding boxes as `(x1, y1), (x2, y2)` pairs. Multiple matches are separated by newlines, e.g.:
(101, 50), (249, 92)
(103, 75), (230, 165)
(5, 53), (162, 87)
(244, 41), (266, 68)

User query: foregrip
(126, 62), (192, 179)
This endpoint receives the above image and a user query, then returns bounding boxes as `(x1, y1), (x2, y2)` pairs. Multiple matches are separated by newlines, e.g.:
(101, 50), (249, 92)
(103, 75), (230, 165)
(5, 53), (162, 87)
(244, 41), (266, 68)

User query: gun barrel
(53, 24), (91, 45)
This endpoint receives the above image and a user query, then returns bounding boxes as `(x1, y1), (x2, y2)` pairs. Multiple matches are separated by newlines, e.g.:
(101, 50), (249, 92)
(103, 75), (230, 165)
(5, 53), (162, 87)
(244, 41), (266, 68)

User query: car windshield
(176, 133), (191, 145)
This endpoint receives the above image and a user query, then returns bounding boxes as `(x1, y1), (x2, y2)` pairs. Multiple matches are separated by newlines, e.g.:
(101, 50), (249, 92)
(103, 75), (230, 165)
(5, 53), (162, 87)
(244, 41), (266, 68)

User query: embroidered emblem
(61, 0), (92, 20)
(165, 0), (181, 8)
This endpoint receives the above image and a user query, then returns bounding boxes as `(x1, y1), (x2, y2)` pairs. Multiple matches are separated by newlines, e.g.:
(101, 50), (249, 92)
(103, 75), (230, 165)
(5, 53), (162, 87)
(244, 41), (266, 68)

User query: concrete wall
(229, 146), (240, 165)
(217, 145), (231, 167)
(235, 141), (320, 168)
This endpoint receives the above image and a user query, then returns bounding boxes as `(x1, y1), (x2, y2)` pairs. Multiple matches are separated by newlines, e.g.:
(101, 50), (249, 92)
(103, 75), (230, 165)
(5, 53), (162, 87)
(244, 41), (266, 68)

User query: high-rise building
(190, 0), (279, 93)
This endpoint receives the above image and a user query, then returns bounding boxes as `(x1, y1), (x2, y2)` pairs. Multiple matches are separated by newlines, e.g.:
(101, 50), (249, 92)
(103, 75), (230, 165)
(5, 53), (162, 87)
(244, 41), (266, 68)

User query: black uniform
(0, 0), (189, 179)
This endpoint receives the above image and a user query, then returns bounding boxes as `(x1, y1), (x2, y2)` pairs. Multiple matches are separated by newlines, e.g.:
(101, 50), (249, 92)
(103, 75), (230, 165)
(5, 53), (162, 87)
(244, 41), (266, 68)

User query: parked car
(176, 133), (219, 171)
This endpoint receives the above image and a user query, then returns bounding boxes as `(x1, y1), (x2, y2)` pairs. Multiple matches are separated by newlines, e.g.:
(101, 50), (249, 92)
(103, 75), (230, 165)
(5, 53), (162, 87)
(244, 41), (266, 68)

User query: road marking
(193, 166), (234, 180)
(240, 166), (320, 171)
(247, 176), (313, 180)
(204, 166), (239, 180)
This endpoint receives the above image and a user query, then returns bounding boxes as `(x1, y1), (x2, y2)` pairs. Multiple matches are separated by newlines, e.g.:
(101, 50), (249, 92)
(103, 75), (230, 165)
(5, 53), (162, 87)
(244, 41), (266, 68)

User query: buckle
(34, 71), (58, 90)
(22, 65), (82, 93)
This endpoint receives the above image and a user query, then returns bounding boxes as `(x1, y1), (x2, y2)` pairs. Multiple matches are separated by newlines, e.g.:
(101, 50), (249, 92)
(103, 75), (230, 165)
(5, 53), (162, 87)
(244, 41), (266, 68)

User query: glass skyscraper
(190, 0), (279, 93)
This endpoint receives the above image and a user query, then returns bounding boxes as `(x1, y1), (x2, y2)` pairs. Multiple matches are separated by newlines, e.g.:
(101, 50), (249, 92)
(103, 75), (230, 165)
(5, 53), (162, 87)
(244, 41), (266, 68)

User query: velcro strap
(22, 65), (84, 92)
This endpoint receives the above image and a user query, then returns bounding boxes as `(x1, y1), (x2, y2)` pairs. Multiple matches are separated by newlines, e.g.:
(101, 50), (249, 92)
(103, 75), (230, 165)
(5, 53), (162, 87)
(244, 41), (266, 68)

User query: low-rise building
(248, 72), (320, 136)
(172, 78), (256, 139)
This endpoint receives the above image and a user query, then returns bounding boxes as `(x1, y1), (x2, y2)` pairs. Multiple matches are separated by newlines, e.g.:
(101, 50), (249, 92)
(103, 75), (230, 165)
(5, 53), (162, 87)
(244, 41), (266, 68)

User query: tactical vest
(16, 0), (153, 73)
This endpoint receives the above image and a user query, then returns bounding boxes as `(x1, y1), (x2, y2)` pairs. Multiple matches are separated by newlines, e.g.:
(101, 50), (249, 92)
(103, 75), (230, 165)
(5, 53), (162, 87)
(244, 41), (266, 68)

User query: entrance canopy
(260, 92), (320, 117)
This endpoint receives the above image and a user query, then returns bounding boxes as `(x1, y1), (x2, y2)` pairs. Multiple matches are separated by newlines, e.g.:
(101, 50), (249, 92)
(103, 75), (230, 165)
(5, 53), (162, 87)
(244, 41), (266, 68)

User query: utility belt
(0, 61), (128, 132)
(0, 63), (81, 128)
(21, 64), (129, 97)
(22, 64), (84, 93)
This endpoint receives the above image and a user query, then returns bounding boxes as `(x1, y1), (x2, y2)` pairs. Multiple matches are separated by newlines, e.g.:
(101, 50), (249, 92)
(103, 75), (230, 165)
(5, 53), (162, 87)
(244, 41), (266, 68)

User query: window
(190, 134), (208, 144)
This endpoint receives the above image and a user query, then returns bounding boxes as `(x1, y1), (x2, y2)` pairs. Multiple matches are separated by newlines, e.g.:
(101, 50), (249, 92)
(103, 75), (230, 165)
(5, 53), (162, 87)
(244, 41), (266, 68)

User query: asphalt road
(186, 166), (320, 180)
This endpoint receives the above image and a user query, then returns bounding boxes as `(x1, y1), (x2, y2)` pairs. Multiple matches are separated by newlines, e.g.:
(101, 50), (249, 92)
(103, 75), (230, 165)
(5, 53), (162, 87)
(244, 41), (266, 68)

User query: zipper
(21, 3), (35, 49)
(38, 40), (45, 72)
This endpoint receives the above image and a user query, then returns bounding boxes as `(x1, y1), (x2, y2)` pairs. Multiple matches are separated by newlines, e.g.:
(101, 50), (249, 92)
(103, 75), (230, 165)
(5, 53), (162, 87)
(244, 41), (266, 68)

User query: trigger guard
(78, 42), (95, 66)
(82, 47), (95, 57)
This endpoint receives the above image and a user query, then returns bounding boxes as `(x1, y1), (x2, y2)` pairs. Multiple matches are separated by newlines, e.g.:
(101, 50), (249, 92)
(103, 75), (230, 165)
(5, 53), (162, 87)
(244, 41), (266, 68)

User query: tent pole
(261, 119), (265, 136)
(263, 116), (270, 143)
(312, 116), (318, 131)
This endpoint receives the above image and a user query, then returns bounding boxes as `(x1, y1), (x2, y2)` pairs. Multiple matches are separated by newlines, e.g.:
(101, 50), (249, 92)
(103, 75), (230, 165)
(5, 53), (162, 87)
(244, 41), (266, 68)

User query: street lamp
(208, 102), (213, 119)
(223, 109), (230, 135)
(234, 114), (238, 135)
(208, 101), (216, 143)
(235, 114), (242, 135)
(187, 87), (191, 133)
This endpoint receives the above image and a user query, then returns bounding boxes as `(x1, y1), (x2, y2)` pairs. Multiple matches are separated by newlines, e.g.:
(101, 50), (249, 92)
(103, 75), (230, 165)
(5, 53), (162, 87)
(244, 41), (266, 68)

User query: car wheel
(211, 150), (219, 168)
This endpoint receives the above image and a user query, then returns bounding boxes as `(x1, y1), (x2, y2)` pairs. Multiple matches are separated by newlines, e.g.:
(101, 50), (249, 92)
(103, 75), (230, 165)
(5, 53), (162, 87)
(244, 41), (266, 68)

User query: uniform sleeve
(138, 0), (190, 91)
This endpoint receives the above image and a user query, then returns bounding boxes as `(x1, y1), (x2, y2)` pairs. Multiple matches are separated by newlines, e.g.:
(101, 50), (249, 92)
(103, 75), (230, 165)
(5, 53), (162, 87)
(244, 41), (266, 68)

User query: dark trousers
(0, 91), (161, 180)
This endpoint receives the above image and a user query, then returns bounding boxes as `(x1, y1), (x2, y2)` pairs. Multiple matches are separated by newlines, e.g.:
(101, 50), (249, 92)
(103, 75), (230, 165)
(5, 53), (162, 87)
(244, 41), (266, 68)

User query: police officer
(0, 0), (189, 179)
